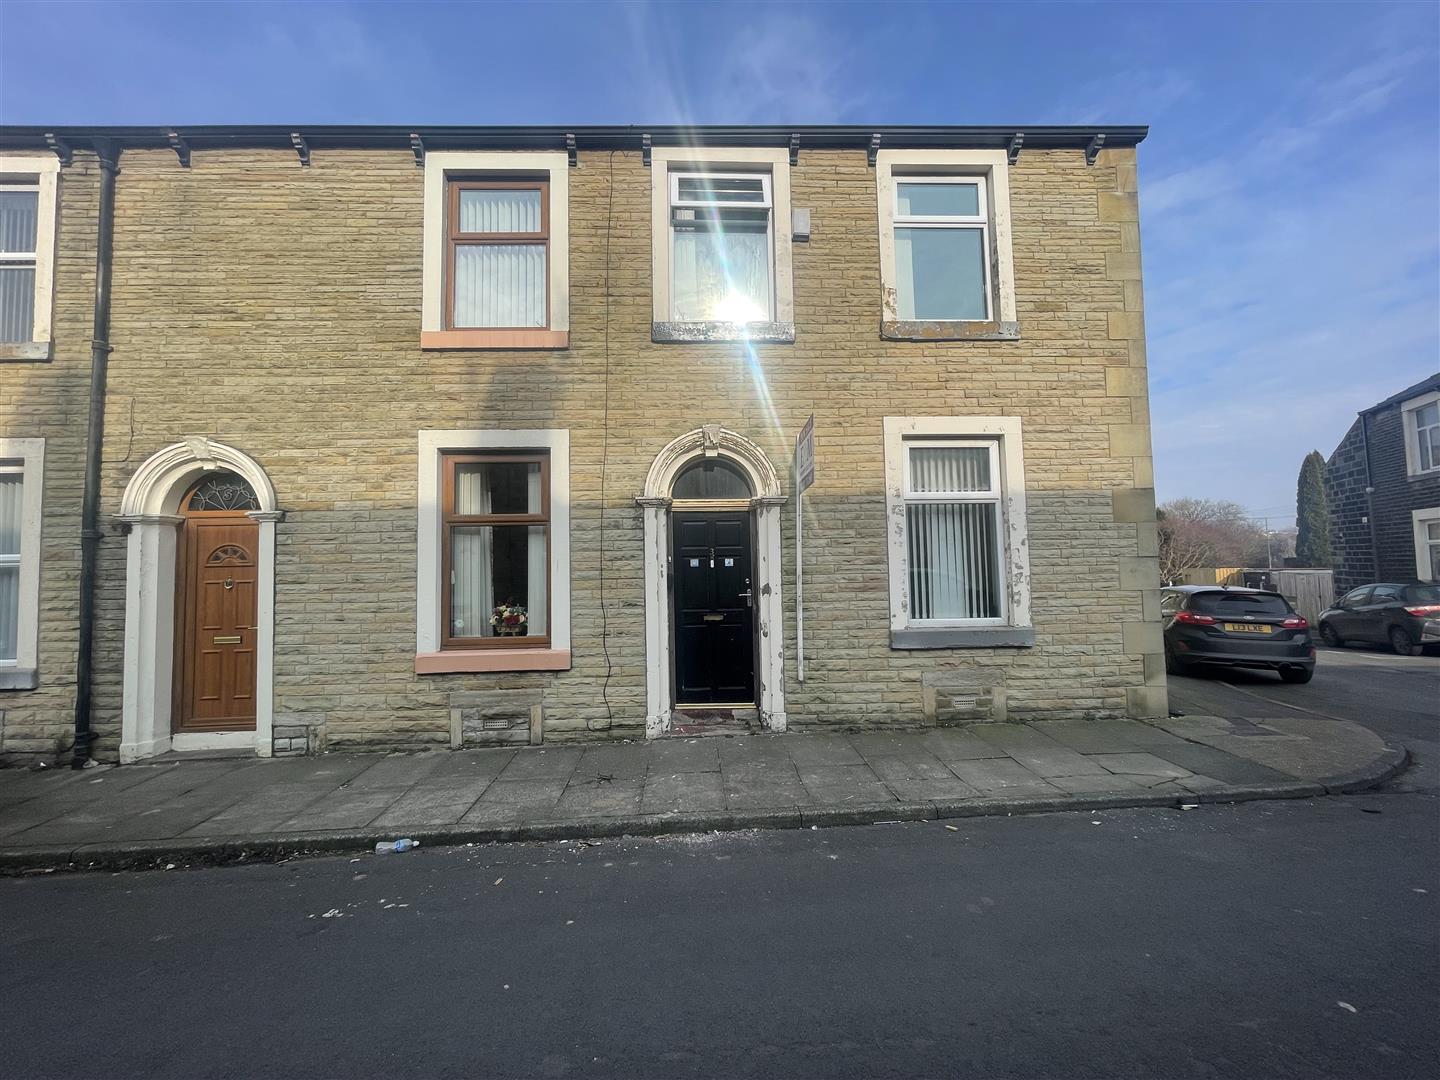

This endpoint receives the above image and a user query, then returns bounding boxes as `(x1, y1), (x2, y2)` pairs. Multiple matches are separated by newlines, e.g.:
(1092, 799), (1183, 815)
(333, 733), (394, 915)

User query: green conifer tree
(1295, 451), (1332, 567)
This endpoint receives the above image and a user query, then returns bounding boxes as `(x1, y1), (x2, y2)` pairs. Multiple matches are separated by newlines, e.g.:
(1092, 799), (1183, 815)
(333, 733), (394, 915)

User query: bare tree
(1157, 498), (1269, 583)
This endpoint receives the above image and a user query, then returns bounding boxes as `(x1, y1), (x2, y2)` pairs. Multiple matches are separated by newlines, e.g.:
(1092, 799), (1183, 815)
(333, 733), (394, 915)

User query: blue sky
(3, 0), (1437, 526)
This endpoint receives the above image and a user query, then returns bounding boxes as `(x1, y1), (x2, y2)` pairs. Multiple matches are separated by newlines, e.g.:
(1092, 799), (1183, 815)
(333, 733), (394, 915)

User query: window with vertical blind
(441, 452), (550, 648)
(0, 438), (43, 687)
(903, 441), (1004, 622)
(883, 418), (1033, 647)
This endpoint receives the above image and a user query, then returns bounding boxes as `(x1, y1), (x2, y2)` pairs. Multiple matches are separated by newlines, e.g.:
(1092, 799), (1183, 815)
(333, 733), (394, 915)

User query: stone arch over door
(638, 426), (787, 737)
(117, 439), (282, 762)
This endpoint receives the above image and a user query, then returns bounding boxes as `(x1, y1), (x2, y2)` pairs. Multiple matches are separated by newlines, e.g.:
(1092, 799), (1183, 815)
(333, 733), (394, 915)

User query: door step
(669, 708), (759, 737)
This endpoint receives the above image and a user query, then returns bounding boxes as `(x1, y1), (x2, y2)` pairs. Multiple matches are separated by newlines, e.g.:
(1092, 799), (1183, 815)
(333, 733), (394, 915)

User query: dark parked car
(1318, 583), (1440, 655)
(1161, 586), (1316, 683)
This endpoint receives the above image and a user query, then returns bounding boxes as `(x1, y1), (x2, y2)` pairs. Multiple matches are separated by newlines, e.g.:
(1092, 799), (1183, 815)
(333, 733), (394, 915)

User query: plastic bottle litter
(375, 838), (420, 854)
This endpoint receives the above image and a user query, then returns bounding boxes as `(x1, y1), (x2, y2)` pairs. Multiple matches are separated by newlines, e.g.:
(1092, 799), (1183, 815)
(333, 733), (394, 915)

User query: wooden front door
(672, 511), (756, 705)
(176, 515), (259, 732)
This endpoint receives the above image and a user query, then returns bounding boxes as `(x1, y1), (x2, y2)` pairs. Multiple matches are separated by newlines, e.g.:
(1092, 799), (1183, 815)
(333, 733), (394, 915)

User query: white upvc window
(0, 438), (43, 687)
(1414, 508), (1440, 582)
(1402, 391), (1440, 477)
(891, 177), (993, 322)
(0, 154), (59, 358)
(668, 170), (774, 323)
(883, 418), (1032, 647)
(875, 150), (1017, 338)
(649, 146), (794, 342)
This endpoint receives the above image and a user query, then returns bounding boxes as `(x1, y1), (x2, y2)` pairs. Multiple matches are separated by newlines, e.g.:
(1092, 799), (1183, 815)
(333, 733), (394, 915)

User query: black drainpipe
(1359, 410), (1381, 584)
(72, 138), (120, 768)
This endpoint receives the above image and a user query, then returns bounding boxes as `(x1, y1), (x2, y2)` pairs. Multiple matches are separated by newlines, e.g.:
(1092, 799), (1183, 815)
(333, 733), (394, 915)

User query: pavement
(3, 797), (1436, 1079)
(0, 711), (1406, 872)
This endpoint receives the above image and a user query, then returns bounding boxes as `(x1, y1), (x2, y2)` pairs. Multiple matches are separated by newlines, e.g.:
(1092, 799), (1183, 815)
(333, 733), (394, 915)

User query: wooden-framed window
(445, 180), (550, 331)
(440, 451), (551, 649)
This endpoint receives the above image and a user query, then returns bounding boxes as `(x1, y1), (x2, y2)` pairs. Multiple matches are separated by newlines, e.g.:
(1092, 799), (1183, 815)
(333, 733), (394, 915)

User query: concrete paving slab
(494, 747), (583, 781)
(949, 759), (1063, 796)
(1158, 716), (1394, 784)
(1088, 753), (1194, 779)
(339, 753), (448, 790)
(1008, 748), (1112, 778)
(1141, 744), (1296, 786)
(970, 723), (1067, 752)
(1042, 774), (1147, 795)
(865, 753), (957, 782)
(648, 739), (720, 774)
(919, 729), (1011, 761)
(1031, 720), (1151, 755)
(643, 771), (725, 814)
(555, 779), (645, 818)
(576, 745), (651, 782)
(786, 735), (865, 767)
(429, 748), (517, 780)
(369, 777), (490, 828)
(277, 787), (407, 832)
(716, 736), (794, 769)
(798, 765), (893, 805)
(885, 777), (982, 801)
(722, 765), (811, 809)
(848, 733), (939, 757)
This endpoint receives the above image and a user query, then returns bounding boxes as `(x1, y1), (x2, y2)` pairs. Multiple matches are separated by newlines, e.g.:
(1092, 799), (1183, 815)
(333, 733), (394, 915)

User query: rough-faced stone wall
(2, 143), (1164, 759)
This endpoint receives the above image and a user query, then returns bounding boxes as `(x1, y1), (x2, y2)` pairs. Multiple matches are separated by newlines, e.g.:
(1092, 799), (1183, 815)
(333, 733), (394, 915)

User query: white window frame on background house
(0, 154), (60, 362)
(416, 429), (571, 673)
(883, 417), (1032, 648)
(875, 150), (1017, 341)
(649, 146), (794, 343)
(1413, 507), (1440, 582)
(0, 438), (44, 689)
(420, 151), (570, 350)
(1401, 390), (1440, 478)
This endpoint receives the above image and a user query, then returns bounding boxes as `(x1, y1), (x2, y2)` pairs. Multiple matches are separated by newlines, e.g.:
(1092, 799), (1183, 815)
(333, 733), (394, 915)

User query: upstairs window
(1404, 395), (1440, 476)
(668, 171), (773, 323)
(0, 154), (58, 359)
(447, 181), (549, 330)
(420, 151), (569, 350)
(0, 183), (39, 342)
(875, 150), (1017, 341)
(892, 179), (991, 322)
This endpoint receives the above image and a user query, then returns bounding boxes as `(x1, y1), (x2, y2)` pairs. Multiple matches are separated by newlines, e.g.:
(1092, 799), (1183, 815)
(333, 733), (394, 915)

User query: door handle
(738, 589), (753, 607)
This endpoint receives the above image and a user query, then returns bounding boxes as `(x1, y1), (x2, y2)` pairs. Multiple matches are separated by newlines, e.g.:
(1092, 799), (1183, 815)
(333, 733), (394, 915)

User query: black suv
(1318, 583), (1440, 655)
(1161, 586), (1316, 683)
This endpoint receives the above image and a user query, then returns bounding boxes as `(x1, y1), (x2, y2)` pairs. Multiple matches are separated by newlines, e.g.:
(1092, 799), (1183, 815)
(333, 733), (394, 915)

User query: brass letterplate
(212, 635), (242, 645)
(702, 614), (724, 622)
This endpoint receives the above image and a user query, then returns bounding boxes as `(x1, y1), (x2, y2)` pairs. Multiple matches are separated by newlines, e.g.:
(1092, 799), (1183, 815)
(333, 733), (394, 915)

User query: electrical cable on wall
(597, 150), (617, 725)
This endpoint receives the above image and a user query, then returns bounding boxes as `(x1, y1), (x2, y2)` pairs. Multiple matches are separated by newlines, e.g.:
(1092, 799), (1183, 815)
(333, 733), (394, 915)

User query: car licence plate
(1223, 623), (1271, 634)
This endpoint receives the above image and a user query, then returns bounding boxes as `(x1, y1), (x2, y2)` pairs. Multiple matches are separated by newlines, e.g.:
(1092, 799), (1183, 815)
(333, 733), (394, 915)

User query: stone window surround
(1400, 390), (1440, 479)
(638, 427), (787, 736)
(0, 154), (60, 363)
(420, 151), (570, 351)
(0, 438), (43, 690)
(116, 438), (281, 761)
(1413, 506), (1440, 582)
(649, 147), (795, 345)
(416, 429), (571, 673)
(883, 416), (1034, 649)
(875, 150), (1018, 342)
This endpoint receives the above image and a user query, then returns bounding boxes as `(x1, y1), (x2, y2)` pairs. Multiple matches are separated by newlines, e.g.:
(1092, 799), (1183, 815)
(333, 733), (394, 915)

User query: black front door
(673, 511), (755, 704)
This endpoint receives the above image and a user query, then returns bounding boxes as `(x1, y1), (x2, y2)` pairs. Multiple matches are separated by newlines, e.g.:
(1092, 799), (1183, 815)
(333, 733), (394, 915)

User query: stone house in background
(0, 124), (1164, 764)
(1325, 372), (1440, 596)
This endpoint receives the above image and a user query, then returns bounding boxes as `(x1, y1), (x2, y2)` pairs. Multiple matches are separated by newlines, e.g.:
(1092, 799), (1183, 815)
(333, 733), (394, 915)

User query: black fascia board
(0, 124), (1147, 155)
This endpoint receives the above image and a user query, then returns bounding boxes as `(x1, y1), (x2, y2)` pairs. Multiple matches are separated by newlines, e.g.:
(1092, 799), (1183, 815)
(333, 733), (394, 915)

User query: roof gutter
(72, 138), (120, 768)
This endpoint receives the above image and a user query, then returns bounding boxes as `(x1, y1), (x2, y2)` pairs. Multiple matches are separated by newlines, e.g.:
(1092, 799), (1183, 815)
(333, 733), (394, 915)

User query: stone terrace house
(1326, 372), (1440, 596)
(0, 124), (1165, 765)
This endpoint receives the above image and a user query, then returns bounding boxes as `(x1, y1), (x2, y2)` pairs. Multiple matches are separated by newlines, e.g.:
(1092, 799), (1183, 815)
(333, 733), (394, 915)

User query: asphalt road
(1167, 644), (1440, 790)
(3, 795), (1437, 1080)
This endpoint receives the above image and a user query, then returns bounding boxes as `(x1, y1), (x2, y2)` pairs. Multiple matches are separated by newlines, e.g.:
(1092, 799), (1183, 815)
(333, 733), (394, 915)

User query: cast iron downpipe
(72, 138), (120, 768)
